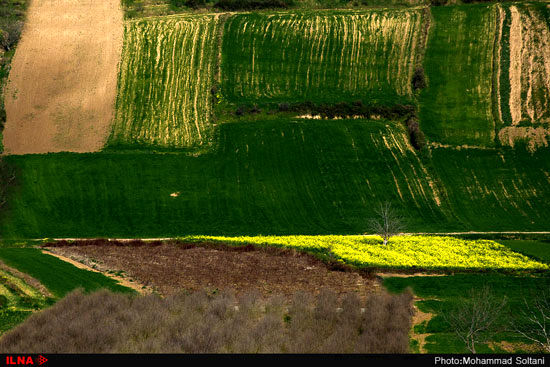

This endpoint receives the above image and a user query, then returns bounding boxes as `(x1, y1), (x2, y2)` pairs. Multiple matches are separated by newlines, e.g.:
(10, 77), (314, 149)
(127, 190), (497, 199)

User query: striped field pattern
(419, 4), (497, 147)
(497, 3), (550, 150)
(506, 3), (550, 126)
(221, 10), (425, 106)
(110, 15), (221, 148)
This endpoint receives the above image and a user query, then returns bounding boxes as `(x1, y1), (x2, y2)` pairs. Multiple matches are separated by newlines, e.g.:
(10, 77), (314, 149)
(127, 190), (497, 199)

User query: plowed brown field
(2, 0), (123, 154)
(44, 242), (377, 300)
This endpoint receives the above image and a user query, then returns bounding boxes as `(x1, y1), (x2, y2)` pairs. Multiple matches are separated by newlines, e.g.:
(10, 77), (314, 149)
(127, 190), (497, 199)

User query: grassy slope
(430, 146), (550, 231)
(2, 117), (550, 238)
(419, 4), (497, 147)
(384, 274), (550, 353)
(221, 9), (423, 107)
(109, 14), (220, 149)
(2, 118), (448, 238)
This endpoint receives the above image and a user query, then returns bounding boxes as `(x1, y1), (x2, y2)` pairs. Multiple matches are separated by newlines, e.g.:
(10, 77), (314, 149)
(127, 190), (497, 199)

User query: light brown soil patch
(43, 243), (377, 300)
(2, 0), (123, 154)
(498, 126), (550, 151)
(411, 299), (434, 354)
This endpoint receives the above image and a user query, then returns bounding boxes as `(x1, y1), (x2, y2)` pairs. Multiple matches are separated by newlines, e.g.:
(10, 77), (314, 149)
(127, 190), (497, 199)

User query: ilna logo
(5, 356), (47, 366)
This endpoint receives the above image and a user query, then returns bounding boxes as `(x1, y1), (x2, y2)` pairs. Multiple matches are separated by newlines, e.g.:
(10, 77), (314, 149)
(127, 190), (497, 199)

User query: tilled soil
(45, 242), (377, 300)
(3, 0), (123, 154)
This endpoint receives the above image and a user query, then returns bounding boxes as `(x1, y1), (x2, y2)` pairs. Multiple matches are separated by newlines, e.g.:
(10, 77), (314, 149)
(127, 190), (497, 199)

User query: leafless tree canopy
(0, 288), (414, 353)
(512, 289), (550, 353)
(367, 202), (404, 245)
(442, 287), (507, 354)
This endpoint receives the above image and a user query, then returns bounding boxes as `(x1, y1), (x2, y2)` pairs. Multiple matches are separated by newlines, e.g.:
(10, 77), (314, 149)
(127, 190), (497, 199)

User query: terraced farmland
(221, 9), (425, 106)
(110, 14), (221, 149)
(419, 4), (497, 147)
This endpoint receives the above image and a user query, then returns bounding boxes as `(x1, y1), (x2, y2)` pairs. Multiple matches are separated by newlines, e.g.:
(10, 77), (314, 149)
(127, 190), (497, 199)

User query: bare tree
(367, 202), (404, 245)
(442, 287), (507, 354)
(511, 290), (550, 352)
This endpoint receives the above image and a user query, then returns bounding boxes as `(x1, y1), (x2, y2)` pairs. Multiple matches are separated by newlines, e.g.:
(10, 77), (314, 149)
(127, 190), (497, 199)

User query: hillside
(1, 2), (549, 238)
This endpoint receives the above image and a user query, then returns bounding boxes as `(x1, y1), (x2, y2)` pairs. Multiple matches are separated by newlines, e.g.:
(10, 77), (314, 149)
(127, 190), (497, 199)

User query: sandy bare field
(2, 0), (123, 154)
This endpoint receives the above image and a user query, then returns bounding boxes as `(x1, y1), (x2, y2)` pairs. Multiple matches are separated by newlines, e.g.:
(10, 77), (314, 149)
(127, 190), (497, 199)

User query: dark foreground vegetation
(123, 0), (521, 19)
(0, 288), (413, 353)
(385, 274), (550, 353)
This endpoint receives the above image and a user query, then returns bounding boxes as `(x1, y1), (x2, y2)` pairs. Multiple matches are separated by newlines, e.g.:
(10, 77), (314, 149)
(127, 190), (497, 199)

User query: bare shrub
(406, 117), (427, 150)
(0, 288), (413, 353)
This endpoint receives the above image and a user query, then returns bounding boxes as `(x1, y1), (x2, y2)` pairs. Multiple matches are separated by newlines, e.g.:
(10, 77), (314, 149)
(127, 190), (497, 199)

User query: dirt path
(2, 0), (123, 154)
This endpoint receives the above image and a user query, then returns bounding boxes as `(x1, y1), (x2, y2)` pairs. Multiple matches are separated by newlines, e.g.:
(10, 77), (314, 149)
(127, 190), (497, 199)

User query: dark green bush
(412, 67), (427, 91)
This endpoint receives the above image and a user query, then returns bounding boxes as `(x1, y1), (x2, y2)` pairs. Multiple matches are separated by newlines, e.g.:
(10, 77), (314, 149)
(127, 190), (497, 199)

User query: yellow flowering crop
(180, 235), (549, 271)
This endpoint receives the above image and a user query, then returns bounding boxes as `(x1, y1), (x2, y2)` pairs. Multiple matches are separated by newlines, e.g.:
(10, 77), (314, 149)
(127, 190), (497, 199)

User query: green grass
(430, 146), (550, 231)
(419, 4), (497, 147)
(0, 248), (134, 298)
(2, 118), (449, 238)
(384, 274), (550, 353)
(498, 240), (550, 263)
(3, 117), (550, 238)
(220, 9), (424, 108)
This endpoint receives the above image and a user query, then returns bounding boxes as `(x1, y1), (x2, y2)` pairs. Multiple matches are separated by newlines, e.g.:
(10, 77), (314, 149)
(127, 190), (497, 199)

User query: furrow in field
(497, 3), (550, 150)
(221, 10), (423, 106)
(110, 15), (220, 148)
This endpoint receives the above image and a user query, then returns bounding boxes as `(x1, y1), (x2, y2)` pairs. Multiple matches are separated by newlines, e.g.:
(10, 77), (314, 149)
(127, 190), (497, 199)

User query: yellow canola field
(182, 235), (549, 271)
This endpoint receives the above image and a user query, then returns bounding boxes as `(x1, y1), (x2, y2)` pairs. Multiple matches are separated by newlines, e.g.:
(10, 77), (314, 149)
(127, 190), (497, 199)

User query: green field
(220, 9), (424, 107)
(1, 118), (447, 238)
(498, 239), (550, 263)
(385, 274), (550, 353)
(419, 4), (497, 147)
(110, 14), (221, 149)
(430, 146), (550, 230)
(3, 117), (550, 239)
